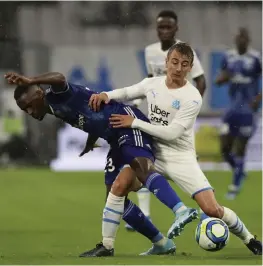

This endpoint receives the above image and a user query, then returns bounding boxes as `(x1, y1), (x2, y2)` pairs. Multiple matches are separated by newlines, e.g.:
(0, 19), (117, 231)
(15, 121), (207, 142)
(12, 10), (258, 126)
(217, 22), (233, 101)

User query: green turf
(0, 169), (261, 264)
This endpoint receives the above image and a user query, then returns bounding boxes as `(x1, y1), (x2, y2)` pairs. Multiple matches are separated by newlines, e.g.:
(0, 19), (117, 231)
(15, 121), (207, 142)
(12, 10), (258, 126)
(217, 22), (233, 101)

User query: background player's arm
(191, 49), (206, 96)
(250, 92), (262, 112)
(144, 47), (154, 78)
(215, 53), (231, 85)
(131, 100), (201, 141)
(106, 79), (148, 102)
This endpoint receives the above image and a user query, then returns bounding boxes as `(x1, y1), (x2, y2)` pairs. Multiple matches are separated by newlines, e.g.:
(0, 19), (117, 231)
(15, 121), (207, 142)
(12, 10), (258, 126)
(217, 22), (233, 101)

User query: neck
(161, 39), (176, 51)
(237, 48), (247, 55)
(165, 75), (187, 89)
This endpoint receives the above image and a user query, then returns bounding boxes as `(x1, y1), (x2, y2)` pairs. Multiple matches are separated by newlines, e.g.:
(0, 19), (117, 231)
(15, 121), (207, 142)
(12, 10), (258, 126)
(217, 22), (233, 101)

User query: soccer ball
(195, 217), (230, 251)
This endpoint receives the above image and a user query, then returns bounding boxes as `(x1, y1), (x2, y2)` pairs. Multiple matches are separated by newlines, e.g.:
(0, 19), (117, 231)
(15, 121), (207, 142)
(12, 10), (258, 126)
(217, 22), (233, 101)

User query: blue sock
(145, 172), (183, 213)
(224, 152), (236, 169)
(122, 199), (163, 243)
(233, 156), (245, 187)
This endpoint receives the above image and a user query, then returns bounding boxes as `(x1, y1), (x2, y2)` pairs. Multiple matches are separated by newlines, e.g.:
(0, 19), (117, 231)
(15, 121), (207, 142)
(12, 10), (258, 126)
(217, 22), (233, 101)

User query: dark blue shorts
(104, 145), (155, 186)
(222, 109), (256, 138)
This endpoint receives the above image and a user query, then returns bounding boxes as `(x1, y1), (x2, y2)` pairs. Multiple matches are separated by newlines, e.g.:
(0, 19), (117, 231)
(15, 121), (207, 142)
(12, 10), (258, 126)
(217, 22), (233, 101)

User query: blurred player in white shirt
(131, 10), (206, 228)
(90, 42), (261, 256)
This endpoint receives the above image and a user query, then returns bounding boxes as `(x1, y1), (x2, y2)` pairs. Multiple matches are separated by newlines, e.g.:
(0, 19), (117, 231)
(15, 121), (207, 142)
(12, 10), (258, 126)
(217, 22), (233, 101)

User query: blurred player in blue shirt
(215, 28), (262, 200)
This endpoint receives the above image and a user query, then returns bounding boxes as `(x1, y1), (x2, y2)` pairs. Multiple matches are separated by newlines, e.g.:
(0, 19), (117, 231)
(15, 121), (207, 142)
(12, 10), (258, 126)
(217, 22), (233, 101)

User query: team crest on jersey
(172, 100), (180, 110)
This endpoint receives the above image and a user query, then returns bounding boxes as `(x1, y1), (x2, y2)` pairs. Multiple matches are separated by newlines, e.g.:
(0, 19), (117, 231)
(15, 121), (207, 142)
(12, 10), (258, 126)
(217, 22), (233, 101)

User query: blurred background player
(215, 28), (262, 200)
(127, 9), (207, 231)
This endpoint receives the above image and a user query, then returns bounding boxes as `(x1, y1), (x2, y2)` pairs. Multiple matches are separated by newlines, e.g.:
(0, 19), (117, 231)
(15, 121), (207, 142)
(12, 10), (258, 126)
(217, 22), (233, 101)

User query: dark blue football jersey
(221, 49), (262, 112)
(45, 82), (152, 148)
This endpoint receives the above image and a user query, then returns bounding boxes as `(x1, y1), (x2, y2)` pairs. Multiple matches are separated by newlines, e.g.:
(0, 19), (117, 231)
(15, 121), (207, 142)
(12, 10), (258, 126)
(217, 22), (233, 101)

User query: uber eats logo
(150, 104), (170, 126)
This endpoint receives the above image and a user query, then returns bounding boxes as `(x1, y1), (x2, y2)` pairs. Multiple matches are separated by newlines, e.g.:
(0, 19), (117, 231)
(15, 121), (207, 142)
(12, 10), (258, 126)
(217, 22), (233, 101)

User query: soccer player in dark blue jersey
(215, 28), (262, 200)
(6, 71), (197, 256)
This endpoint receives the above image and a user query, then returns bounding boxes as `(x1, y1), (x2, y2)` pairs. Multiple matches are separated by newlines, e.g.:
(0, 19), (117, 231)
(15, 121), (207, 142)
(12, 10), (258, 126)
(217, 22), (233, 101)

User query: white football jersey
(145, 40), (204, 82)
(106, 76), (202, 160)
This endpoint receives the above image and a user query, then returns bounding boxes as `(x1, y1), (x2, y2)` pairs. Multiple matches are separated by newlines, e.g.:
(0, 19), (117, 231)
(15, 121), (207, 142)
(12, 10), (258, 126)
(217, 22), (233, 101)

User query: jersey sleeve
(144, 47), (153, 76)
(106, 78), (149, 102)
(50, 82), (69, 94)
(132, 99), (202, 141)
(190, 49), (204, 79)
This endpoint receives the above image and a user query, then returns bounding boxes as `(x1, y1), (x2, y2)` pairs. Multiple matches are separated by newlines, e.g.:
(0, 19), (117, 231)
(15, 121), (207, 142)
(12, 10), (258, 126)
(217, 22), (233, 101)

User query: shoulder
(183, 82), (202, 102)
(145, 42), (160, 54)
(225, 49), (237, 58)
(247, 49), (261, 60)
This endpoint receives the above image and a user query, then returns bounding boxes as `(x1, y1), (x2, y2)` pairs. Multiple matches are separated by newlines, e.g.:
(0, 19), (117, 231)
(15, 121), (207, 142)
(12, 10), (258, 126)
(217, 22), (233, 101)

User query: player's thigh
(112, 166), (138, 196)
(165, 160), (213, 197)
(233, 136), (250, 157)
(220, 132), (235, 152)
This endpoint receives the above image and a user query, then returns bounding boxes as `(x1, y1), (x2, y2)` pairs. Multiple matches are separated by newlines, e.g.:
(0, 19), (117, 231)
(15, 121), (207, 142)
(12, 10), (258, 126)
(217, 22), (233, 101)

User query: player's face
(166, 49), (193, 81)
(16, 86), (47, 121)
(157, 17), (177, 42)
(235, 32), (249, 52)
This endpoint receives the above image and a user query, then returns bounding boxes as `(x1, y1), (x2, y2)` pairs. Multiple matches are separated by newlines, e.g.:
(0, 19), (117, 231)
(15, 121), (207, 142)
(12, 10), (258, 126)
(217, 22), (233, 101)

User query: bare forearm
(215, 71), (230, 85)
(194, 75), (206, 97)
(29, 72), (66, 86)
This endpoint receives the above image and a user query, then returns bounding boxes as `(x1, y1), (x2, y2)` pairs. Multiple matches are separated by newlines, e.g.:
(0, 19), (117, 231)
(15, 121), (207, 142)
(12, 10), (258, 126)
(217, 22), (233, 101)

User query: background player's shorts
(154, 156), (213, 198)
(104, 145), (154, 185)
(221, 109), (256, 138)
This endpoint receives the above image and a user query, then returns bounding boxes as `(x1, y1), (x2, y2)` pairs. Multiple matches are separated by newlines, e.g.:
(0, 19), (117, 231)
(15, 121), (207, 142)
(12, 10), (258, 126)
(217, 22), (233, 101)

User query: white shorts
(154, 157), (213, 198)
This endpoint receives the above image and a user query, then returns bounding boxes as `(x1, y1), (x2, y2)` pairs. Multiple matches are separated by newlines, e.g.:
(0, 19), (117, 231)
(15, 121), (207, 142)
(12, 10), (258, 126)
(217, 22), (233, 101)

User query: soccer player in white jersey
(130, 10), (207, 230)
(90, 42), (262, 256)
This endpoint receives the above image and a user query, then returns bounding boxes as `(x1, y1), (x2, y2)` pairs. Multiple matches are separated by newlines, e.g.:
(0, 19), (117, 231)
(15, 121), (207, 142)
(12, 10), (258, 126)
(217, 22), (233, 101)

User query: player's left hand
(4, 72), (32, 85)
(109, 114), (134, 128)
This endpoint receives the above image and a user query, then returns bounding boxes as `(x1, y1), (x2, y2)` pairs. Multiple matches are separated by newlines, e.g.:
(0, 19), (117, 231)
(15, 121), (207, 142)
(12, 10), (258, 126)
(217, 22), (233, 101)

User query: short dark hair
(14, 85), (31, 100)
(157, 10), (178, 22)
(167, 42), (194, 64)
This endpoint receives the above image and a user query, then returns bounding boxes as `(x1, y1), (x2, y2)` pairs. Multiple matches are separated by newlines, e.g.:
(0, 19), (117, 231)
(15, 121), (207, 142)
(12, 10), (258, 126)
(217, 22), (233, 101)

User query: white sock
(102, 192), (125, 249)
(137, 187), (151, 217)
(222, 206), (254, 244)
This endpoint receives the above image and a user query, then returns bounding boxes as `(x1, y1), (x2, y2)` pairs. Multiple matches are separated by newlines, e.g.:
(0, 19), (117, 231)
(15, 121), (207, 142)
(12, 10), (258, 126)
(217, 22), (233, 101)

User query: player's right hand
(4, 72), (32, 85)
(89, 93), (110, 112)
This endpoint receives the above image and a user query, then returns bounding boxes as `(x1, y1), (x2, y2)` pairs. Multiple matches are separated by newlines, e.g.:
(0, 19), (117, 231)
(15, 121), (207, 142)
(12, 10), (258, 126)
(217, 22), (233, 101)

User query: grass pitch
(0, 169), (261, 265)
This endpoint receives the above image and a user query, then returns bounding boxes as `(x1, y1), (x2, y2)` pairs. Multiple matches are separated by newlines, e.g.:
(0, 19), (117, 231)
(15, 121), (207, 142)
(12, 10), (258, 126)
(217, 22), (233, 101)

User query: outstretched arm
(5, 72), (67, 92)
(105, 78), (149, 102)
(89, 78), (149, 112)
(109, 99), (202, 141)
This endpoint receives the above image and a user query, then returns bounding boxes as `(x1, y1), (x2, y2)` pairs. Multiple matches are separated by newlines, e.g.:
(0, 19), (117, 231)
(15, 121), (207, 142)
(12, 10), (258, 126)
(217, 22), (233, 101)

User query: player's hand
(89, 93), (110, 112)
(4, 72), (32, 85)
(109, 114), (134, 128)
(79, 143), (101, 157)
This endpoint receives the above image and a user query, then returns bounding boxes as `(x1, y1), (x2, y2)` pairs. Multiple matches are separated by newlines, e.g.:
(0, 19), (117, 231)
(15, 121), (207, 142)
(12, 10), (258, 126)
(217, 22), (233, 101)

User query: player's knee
(111, 178), (133, 197)
(202, 204), (224, 218)
(111, 179), (129, 197)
